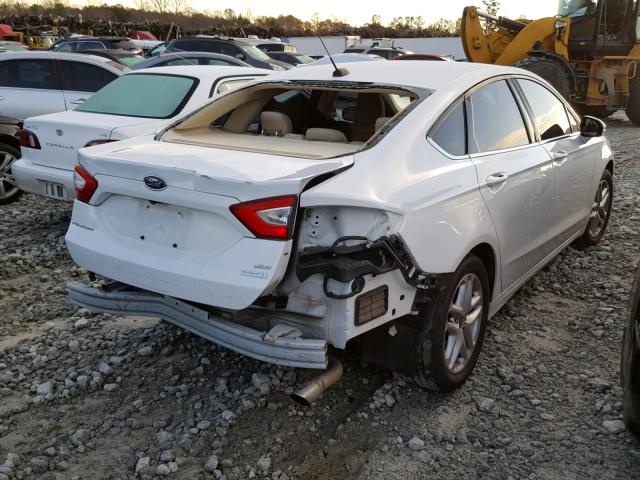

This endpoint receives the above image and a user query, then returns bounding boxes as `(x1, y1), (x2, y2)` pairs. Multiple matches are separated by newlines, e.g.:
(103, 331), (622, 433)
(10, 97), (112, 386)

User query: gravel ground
(1, 111), (640, 480)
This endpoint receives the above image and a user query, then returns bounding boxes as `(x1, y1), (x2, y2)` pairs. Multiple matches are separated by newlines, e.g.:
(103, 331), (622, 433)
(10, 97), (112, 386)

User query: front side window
(55, 42), (74, 52)
(60, 61), (117, 92)
(0, 59), (58, 89)
(242, 45), (271, 61)
(517, 79), (571, 140)
(468, 80), (530, 154)
(77, 73), (197, 118)
(430, 101), (466, 157)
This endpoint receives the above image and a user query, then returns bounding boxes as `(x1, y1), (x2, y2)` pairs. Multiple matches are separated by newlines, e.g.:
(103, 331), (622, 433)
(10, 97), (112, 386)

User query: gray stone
(70, 428), (91, 447)
(407, 436), (425, 450)
(36, 381), (53, 396)
(74, 318), (89, 330)
(103, 383), (118, 392)
(138, 346), (153, 357)
(156, 464), (171, 476)
(252, 372), (270, 394)
(29, 456), (49, 474)
(99, 361), (113, 376)
(155, 431), (174, 449)
(603, 419), (626, 434)
(256, 455), (271, 473)
(475, 397), (496, 412)
(203, 455), (219, 473)
(135, 456), (150, 474)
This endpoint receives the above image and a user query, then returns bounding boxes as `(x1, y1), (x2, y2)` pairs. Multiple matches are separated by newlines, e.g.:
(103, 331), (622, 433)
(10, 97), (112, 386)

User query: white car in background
(0, 51), (125, 120)
(14, 66), (266, 202)
(64, 62), (613, 404)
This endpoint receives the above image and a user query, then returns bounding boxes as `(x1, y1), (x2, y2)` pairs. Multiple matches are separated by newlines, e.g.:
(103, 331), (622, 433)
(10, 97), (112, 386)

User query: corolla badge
(143, 176), (167, 191)
(56, 129), (63, 136)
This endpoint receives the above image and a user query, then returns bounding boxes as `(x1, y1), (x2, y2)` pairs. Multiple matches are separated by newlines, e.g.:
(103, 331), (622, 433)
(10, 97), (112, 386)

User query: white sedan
(64, 61), (613, 402)
(13, 65), (267, 202)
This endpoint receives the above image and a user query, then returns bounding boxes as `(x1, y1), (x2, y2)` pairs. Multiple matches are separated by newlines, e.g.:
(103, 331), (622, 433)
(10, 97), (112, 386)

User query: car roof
(261, 60), (522, 91)
(126, 65), (269, 81)
(0, 51), (117, 65)
(77, 49), (138, 57)
(175, 36), (250, 46)
(64, 36), (130, 42)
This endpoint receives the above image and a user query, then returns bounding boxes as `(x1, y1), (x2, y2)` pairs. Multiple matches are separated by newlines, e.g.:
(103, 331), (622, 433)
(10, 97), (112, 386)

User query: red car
(392, 53), (454, 61)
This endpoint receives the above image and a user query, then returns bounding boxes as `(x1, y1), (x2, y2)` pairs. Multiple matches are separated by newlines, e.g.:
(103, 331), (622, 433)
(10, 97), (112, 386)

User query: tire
(574, 168), (613, 248)
(622, 271), (640, 438)
(0, 143), (21, 205)
(411, 254), (490, 392)
(626, 73), (640, 126)
(514, 56), (571, 100)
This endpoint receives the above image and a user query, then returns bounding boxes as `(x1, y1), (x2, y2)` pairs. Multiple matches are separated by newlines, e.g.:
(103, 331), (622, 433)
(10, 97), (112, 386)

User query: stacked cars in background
(13, 66), (267, 202)
(0, 51), (125, 203)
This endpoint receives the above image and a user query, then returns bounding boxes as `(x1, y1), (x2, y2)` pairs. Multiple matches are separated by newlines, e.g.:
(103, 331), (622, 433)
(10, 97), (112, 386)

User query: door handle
(552, 150), (568, 166)
(486, 172), (509, 188)
(69, 98), (86, 105)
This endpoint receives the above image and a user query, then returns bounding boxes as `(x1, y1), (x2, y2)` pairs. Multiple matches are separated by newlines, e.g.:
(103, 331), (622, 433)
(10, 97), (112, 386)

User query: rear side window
(60, 61), (117, 92)
(468, 80), (530, 153)
(75, 41), (104, 51)
(77, 73), (197, 118)
(55, 42), (74, 52)
(517, 79), (572, 140)
(430, 102), (466, 156)
(0, 59), (58, 89)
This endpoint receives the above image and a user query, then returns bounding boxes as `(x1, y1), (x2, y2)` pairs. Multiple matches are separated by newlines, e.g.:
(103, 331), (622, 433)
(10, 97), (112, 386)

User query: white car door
(58, 60), (118, 110)
(0, 58), (65, 120)
(468, 79), (558, 290)
(515, 78), (597, 247)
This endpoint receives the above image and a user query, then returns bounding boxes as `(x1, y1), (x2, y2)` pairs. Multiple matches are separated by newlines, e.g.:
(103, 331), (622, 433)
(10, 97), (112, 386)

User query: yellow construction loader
(461, 0), (640, 124)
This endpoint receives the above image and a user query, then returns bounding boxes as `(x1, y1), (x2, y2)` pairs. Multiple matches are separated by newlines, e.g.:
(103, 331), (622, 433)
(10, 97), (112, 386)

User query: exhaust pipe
(290, 355), (343, 406)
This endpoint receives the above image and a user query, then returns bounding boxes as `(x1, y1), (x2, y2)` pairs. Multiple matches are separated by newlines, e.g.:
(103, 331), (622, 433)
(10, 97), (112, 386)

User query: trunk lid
(66, 138), (353, 309)
(79, 137), (354, 201)
(23, 111), (156, 170)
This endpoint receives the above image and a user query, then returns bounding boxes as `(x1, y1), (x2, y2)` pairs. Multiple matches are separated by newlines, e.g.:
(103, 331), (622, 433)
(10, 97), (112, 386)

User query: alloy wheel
(444, 273), (483, 374)
(0, 151), (18, 201)
(588, 178), (611, 238)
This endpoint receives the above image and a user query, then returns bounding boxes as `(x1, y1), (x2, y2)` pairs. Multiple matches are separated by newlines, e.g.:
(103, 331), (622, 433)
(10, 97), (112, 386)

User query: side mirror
(235, 53), (245, 60)
(580, 115), (605, 137)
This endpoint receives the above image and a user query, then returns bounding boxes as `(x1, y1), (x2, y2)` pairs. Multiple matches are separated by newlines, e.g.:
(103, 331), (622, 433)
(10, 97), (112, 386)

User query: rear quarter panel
(301, 92), (500, 279)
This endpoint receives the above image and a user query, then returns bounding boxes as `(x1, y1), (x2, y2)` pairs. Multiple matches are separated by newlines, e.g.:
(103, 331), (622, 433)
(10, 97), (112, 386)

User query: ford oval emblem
(143, 176), (167, 191)
(56, 129), (63, 136)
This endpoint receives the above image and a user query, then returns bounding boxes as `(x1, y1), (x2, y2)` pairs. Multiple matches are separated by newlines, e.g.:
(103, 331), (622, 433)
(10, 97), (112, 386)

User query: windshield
(118, 55), (145, 67)
(558, 0), (598, 17)
(0, 42), (26, 51)
(242, 45), (271, 61)
(77, 73), (196, 119)
(294, 54), (314, 64)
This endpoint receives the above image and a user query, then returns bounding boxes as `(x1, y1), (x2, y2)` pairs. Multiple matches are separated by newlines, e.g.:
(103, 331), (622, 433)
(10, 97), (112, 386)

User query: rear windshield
(77, 73), (197, 119)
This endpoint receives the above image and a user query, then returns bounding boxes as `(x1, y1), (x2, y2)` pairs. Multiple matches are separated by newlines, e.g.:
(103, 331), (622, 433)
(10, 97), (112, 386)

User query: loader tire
(514, 57), (571, 100)
(578, 105), (615, 119)
(626, 73), (640, 126)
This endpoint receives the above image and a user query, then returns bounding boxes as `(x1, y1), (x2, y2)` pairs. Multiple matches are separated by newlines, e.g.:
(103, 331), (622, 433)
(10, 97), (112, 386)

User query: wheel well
(470, 243), (496, 297)
(605, 160), (614, 175)
(0, 133), (19, 152)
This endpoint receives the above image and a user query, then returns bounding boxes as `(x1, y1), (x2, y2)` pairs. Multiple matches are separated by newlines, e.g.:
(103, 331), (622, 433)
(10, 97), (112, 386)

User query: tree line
(0, 1), (461, 39)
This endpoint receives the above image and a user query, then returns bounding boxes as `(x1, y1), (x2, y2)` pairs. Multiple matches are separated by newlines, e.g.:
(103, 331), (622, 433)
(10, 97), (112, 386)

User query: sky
(98, 0), (562, 26)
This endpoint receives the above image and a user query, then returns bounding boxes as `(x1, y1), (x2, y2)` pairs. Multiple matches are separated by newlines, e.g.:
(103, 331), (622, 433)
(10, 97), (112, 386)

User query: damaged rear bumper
(67, 282), (328, 369)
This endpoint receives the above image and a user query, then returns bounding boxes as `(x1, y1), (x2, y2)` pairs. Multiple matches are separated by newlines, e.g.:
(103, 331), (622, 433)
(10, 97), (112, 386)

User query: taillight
(73, 164), (98, 203)
(84, 139), (115, 147)
(230, 195), (297, 240)
(20, 129), (41, 149)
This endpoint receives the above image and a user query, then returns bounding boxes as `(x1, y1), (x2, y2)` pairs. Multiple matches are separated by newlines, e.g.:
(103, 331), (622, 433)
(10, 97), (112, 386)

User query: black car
(266, 51), (314, 66)
(73, 49), (145, 68)
(166, 37), (287, 70)
(0, 116), (22, 205)
(623, 268), (640, 436)
(51, 37), (142, 54)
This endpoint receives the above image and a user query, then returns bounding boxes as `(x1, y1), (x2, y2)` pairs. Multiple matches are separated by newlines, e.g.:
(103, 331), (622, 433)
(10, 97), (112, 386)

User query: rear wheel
(623, 273), (640, 438)
(574, 169), (613, 248)
(626, 73), (640, 126)
(514, 57), (571, 100)
(411, 254), (490, 392)
(0, 143), (21, 205)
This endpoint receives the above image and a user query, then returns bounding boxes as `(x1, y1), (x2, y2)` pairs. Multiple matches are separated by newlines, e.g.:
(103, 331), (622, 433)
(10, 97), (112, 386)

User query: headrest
(261, 111), (292, 136)
(305, 128), (347, 143)
(375, 117), (392, 131)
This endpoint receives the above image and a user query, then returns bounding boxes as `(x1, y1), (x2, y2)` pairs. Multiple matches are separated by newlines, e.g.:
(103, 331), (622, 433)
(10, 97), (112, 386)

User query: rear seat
(261, 111), (292, 136)
(305, 128), (347, 143)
